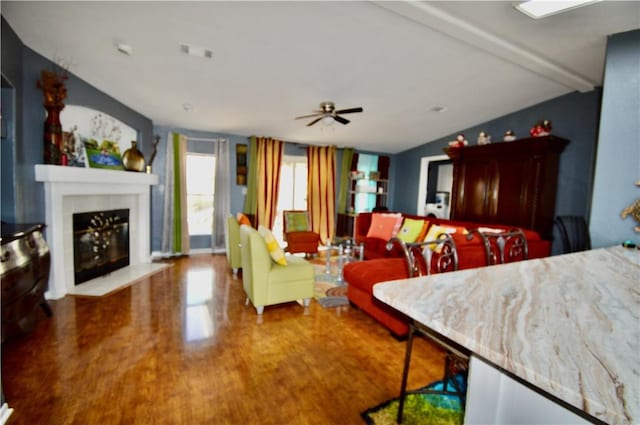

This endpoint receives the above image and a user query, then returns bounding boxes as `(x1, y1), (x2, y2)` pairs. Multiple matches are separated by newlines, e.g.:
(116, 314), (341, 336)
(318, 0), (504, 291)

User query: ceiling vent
(179, 43), (213, 59)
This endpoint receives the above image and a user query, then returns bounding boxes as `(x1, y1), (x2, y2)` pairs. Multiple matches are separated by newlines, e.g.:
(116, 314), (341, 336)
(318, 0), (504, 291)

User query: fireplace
(73, 209), (130, 285)
(35, 164), (159, 299)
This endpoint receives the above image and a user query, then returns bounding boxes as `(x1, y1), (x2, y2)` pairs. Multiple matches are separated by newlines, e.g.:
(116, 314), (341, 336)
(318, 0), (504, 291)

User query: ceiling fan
(295, 101), (363, 127)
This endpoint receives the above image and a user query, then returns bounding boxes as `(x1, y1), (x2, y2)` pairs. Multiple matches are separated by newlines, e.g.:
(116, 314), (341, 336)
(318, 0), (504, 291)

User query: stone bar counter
(373, 246), (638, 424)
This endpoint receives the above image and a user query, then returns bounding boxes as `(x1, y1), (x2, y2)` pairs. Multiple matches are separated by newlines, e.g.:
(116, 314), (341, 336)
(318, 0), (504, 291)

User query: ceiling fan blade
(333, 115), (350, 125)
(335, 107), (363, 115)
(295, 112), (323, 120)
(306, 117), (323, 127)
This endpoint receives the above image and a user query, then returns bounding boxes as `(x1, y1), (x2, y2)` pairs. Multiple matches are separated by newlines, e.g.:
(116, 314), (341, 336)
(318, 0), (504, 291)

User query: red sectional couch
(344, 212), (551, 337)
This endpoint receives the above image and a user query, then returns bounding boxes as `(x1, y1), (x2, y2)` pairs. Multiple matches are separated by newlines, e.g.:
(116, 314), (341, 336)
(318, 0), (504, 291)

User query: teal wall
(590, 30), (640, 248)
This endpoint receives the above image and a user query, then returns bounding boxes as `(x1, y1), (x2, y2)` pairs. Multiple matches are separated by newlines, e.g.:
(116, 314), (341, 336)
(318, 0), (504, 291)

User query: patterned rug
(361, 375), (465, 425)
(313, 263), (349, 308)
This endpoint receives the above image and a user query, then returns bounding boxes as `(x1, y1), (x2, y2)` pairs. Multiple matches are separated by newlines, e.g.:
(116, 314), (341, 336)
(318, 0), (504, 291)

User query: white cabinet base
(464, 356), (590, 424)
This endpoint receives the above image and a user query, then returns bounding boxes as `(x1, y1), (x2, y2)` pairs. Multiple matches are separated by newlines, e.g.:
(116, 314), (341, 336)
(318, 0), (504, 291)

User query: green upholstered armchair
(283, 210), (320, 256)
(239, 224), (314, 315)
(225, 216), (242, 277)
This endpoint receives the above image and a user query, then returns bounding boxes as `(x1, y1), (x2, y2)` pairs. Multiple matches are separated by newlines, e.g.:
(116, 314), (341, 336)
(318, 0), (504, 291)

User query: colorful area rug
(361, 375), (465, 425)
(313, 263), (349, 308)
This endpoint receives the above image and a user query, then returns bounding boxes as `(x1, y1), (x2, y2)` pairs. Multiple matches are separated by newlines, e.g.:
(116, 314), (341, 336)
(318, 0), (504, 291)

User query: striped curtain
(253, 136), (284, 228)
(307, 145), (337, 243)
(161, 132), (190, 254)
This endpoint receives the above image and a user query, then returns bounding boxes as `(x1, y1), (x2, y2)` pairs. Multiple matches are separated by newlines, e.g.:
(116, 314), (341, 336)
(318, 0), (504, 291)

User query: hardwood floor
(2, 254), (445, 424)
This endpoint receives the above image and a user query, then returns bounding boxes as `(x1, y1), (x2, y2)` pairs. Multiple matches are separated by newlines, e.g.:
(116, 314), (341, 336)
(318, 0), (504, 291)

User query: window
(274, 155), (307, 245)
(355, 154), (378, 213)
(186, 153), (216, 235)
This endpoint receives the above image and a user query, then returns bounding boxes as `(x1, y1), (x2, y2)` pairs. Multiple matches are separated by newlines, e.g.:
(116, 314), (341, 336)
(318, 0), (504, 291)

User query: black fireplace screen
(73, 209), (130, 285)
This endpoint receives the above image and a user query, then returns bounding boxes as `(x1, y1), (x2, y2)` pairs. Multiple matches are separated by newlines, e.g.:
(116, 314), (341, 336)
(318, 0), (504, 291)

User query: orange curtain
(255, 137), (284, 228)
(307, 145), (336, 243)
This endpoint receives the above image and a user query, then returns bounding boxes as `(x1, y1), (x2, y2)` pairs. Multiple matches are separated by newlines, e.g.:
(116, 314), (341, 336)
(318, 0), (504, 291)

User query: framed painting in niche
(236, 143), (247, 185)
(60, 105), (137, 169)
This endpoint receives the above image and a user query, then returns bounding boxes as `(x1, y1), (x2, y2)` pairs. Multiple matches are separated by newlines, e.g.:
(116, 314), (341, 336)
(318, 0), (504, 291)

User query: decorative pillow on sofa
(397, 218), (429, 243)
(366, 213), (403, 240)
(257, 225), (287, 266)
(237, 212), (252, 227)
(423, 224), (467, 252)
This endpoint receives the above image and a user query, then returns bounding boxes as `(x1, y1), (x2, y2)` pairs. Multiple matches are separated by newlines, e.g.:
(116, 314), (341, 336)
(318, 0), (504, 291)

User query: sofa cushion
(366, 213), (403, 240)
(269, 256), (313, 282)
(397, 218), (429, 243)
(344, 258), (408, 292)
(258, 225), (287, 266)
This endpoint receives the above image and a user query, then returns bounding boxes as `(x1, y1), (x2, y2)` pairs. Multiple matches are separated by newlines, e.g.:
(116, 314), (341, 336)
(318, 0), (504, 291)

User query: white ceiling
(2, 1), (639, 153)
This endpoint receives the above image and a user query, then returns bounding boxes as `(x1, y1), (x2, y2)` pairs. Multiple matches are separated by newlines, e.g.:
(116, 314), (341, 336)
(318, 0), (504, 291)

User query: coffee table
(324, 237), (364, 284)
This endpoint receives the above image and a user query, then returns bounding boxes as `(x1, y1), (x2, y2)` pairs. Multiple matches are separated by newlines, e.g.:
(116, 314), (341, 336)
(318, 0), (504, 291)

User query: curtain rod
(186, 136), (223, 142)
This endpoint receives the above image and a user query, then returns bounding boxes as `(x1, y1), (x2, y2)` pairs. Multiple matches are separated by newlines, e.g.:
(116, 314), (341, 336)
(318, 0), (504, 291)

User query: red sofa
(344, 212), (551, 337)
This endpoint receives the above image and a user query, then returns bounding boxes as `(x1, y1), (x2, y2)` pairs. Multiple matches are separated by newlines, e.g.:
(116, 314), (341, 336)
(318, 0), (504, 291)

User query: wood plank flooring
(2, 254), (445, 424)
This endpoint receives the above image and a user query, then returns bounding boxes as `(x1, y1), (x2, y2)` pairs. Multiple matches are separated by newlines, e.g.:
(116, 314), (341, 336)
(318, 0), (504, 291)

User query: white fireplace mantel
(35, 165), (159, 299)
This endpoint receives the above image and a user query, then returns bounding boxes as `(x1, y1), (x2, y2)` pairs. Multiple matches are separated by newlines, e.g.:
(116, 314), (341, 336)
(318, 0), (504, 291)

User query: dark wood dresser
(446, 135), (568, 240)
(1, 223), (52, 342)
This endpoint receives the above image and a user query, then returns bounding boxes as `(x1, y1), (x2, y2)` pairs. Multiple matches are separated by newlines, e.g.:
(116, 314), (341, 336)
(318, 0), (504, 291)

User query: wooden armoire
(445, 135), (568, 240)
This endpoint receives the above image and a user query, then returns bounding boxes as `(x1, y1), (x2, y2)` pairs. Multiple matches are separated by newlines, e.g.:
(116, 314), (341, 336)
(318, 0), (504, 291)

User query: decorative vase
(43, 106), (64, 165)
(37, 68), (68, 165)
(122, 141), (146, 172)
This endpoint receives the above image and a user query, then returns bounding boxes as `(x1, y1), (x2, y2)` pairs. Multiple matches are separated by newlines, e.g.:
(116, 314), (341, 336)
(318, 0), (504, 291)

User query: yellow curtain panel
(307, 145), (337, 243)
(255, 137), (284, 228)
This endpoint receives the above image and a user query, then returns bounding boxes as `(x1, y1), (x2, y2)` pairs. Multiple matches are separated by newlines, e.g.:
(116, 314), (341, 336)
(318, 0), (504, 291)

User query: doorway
(416, 155), (453, 218)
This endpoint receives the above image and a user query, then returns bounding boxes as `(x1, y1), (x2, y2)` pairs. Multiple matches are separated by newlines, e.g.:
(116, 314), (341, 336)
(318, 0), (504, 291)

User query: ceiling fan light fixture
(321, 115), (334, 126)
(514, 0), (602, 19)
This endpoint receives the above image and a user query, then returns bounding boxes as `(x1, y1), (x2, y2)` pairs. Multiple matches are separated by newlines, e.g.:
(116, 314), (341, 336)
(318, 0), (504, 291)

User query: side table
(1, 222), (52, 342)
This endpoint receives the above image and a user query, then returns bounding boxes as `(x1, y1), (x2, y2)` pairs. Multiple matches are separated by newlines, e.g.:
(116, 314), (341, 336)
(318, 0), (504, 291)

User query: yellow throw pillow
(423, 225), (461, 252)
(396, 218), (427, 243)
(258, 225), (287, 266)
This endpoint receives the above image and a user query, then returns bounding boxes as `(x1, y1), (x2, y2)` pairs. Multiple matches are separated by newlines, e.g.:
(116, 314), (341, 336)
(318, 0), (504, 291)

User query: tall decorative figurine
(37, 67), (68, 165)
(146, 135), (161, 173)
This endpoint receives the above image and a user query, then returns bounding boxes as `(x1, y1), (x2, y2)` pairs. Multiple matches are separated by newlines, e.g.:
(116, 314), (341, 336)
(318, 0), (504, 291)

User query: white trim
(416, 154), (449, 215)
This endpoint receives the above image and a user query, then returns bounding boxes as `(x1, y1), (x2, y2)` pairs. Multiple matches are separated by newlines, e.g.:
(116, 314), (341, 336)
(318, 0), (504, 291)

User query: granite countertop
(373, 246), (639, 425)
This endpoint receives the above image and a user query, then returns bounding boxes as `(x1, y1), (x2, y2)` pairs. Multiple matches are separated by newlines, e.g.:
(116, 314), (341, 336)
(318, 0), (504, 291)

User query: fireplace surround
(35, 165), (158, 299)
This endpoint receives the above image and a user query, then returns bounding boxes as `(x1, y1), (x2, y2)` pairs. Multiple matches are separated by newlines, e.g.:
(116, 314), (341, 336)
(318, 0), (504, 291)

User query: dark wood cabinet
(1, 223), (52, 342)
(446, 135), (568, 240)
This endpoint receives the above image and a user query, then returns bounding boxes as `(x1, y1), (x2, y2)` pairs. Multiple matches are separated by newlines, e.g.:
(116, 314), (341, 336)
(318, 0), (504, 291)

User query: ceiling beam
(373, 1), (597, 93)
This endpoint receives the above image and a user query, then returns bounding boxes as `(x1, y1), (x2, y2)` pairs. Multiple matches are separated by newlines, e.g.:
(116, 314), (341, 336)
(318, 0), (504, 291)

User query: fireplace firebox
(73, 209), (130, 285)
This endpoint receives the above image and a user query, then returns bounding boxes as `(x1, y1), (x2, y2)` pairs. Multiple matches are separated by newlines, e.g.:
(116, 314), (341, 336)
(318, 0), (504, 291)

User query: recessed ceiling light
(179, 43), (213, 59)
(431, 106), (448, 113)
(514, 0), (602, 19)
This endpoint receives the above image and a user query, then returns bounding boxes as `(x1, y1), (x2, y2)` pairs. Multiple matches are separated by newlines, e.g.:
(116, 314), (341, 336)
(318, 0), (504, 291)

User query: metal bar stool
(386, 234), (469, 424)
(466, 227), (529, 265)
